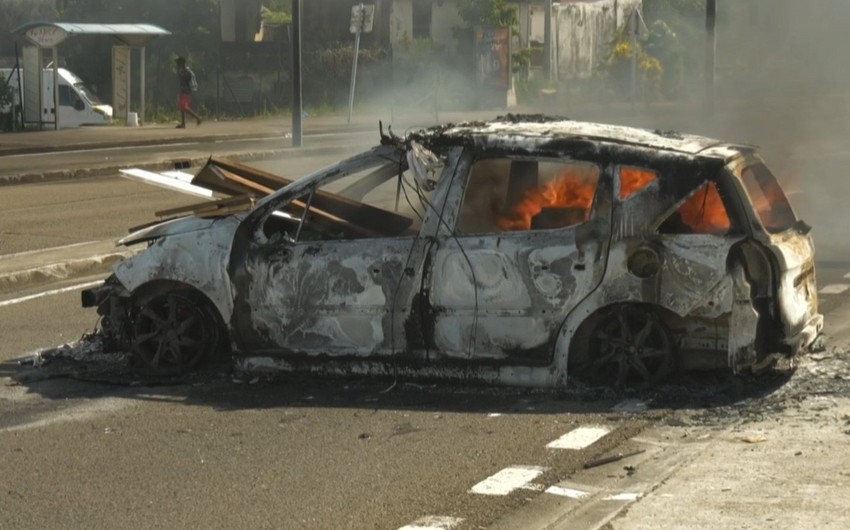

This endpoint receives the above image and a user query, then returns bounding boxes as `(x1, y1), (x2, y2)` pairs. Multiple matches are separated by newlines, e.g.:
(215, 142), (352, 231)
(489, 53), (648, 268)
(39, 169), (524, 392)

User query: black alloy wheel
(583, 305), (676, 388)
(131, 290), (219, 375)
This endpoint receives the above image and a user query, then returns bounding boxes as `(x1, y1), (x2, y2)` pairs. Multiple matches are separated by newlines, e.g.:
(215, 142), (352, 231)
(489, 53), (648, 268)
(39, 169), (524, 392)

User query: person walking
(175, 56), (202, 128)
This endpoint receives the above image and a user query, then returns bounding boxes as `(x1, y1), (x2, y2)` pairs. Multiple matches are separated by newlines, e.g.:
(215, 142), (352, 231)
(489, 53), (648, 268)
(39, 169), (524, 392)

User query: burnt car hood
(118, 215), (239, 246)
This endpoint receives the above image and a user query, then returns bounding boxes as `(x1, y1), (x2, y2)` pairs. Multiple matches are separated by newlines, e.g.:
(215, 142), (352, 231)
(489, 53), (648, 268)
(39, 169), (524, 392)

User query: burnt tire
(130, 290), (221, 376)
(579, 305), (676, 388)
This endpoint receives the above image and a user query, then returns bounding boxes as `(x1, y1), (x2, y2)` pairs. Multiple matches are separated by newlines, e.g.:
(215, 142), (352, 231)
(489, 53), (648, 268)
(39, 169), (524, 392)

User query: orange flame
(678, 181), (731, 234)
(498, 169), (597, 231)
(620, 167), (657, 200)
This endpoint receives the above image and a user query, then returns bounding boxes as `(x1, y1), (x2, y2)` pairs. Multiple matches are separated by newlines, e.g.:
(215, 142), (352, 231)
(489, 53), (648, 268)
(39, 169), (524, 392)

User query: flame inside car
(678, 182), (732, 234)
(497, 167), (597, 231)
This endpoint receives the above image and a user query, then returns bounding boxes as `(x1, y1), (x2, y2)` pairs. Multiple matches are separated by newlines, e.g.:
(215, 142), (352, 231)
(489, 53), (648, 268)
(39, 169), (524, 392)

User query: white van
(1, 67), (113, 128)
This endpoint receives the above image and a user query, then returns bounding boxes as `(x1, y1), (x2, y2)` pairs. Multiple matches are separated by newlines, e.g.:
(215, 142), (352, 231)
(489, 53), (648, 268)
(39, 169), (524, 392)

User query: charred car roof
(410, 114), (746, 158)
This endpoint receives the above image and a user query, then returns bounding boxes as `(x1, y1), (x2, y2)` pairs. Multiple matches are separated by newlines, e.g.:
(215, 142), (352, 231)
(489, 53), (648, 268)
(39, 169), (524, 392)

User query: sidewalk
(610, 353), (850, 530)
(0, 110), (500, 158)
(489, 349), (850, 530)
(0, 240), (137, 295)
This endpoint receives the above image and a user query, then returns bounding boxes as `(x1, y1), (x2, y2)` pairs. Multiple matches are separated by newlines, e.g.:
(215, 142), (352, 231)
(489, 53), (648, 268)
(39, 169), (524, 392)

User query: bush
(0, 72), (14, 131)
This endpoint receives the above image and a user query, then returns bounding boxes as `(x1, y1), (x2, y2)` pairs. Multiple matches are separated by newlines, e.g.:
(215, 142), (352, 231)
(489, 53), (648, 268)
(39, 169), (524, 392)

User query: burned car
(83, 116), (822, 387)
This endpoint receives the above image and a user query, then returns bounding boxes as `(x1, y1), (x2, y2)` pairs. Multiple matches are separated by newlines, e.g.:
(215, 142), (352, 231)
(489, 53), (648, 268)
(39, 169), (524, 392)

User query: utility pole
(704, 0), (716, 115)
(291, 0), (303, 147)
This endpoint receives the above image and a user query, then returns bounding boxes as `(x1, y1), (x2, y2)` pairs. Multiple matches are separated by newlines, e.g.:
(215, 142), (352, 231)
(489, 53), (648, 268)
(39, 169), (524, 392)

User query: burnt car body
(83, 116), (823, 387)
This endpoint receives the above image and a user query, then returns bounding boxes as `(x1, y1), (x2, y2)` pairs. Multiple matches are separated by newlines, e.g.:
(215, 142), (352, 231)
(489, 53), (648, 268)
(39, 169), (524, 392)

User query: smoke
(528, 0), (850, 261)
(712, 0), (850, 261)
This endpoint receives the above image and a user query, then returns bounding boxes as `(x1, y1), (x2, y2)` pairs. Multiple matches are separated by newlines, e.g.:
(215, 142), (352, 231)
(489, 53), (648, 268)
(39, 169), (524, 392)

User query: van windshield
(739, 163), (797, 234)
(74, 83), (104, 104)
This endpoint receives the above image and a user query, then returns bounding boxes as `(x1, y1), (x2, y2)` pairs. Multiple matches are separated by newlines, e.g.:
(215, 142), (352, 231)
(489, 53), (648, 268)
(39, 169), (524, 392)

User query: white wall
(555, 0), (641, 79)
(390, 0), (413, 45)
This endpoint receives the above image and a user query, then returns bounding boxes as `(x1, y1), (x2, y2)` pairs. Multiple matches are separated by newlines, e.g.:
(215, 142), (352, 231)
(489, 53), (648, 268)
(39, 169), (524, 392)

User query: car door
(421, 153), (613, 364)
(608, 160), (746, 315)
(229, 145), (447, 359)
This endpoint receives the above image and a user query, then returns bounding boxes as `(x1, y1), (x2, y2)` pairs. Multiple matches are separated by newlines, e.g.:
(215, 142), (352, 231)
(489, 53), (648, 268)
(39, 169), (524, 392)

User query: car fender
(113, 216), (241, 323)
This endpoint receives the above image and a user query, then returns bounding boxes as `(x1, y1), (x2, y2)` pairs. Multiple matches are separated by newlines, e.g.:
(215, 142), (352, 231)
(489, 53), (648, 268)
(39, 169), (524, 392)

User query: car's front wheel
(130, 289), (222, 375)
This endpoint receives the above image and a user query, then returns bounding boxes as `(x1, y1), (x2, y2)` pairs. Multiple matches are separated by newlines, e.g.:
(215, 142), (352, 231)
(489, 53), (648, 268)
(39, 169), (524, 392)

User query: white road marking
(547, 425), (611, 450)
(843, 272), (850, 279)
(398, 516), (463, 530)
(819, 284), (850, 295)
(545, 485), (590, 499)
(603, 492), (641, 501)
(469, 466), (547, 496)
(0, 280), (103, 308)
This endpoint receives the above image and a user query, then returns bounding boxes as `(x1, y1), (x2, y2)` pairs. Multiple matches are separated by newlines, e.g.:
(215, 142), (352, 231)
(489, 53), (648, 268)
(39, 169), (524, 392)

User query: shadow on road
(1, 346), (794, 424)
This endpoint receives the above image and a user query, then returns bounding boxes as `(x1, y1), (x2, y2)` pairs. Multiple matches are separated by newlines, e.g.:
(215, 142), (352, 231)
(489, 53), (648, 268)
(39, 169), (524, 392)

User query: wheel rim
(132, 292), (213, 374)
(586, 306), (675, 388)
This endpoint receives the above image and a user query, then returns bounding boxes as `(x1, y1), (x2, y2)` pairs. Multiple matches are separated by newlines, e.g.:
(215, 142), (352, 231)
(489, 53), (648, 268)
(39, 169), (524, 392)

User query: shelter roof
(12, 22), (170, 47)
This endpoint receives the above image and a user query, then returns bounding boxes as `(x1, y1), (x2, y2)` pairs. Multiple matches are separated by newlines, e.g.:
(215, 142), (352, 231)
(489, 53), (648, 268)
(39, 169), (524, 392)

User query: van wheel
(581, 305), (675, 388)
(130, 290), (220, 375)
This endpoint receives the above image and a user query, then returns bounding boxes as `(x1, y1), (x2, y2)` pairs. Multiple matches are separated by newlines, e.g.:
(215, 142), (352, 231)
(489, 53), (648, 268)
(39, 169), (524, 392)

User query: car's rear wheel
(130, 290), (221, 375)
(580, 305), (676, 388)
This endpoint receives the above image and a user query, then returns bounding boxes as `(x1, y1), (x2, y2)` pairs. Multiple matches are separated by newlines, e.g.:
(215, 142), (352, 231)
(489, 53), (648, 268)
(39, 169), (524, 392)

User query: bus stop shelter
(11, 22), (170, 129)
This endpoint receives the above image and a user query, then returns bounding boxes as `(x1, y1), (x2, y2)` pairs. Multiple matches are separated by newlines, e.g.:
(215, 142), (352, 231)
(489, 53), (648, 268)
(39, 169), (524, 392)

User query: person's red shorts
(179, 93), (192, 111)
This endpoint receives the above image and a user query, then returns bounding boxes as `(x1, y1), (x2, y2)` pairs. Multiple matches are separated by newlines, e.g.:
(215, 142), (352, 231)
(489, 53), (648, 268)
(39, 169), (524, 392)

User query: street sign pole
(346, 4), (374, 124)
(292, 0), (303, 147)
(348, 3), (364, 125)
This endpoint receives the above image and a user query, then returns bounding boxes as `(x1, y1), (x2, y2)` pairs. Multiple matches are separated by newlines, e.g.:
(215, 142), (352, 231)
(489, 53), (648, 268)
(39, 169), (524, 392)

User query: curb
(0, 122), (380, 158)
(0, 247), (139, 295)
(0, 131), (284, 157)
(0, 142), (363, 187)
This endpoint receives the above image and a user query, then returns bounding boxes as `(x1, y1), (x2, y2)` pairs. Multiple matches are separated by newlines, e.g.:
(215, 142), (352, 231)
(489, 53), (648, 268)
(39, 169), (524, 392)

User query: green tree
(640, 0), (707, 92)
(0, 71), (15, 131)
(456, 0), (519, 28)
(0, 0), (58, 57)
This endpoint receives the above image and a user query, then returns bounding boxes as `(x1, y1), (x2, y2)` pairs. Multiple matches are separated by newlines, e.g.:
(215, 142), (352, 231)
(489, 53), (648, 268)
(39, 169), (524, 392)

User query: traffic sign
(350, 4), (375, 34)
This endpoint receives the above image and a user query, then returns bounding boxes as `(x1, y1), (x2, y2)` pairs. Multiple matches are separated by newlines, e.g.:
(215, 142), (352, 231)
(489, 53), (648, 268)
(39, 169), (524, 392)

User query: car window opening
(619, 166), (658, 200)
(457, 158), (600, 234)
(262, 162), (432, 243)
(741, 163), (797, 234)
(658, 180), (732, 235)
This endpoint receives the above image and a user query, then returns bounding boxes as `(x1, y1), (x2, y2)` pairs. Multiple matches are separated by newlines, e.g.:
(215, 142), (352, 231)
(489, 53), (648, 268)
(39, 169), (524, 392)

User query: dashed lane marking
(469, 466), (547, 496)
(819, 283), (850, 295)
(0, 280), (103, 308)
(398, 516), (463, 530)
(603, 492), (641, 501)
(545, 485), (590, 499)
(546, 425), (611, 450)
